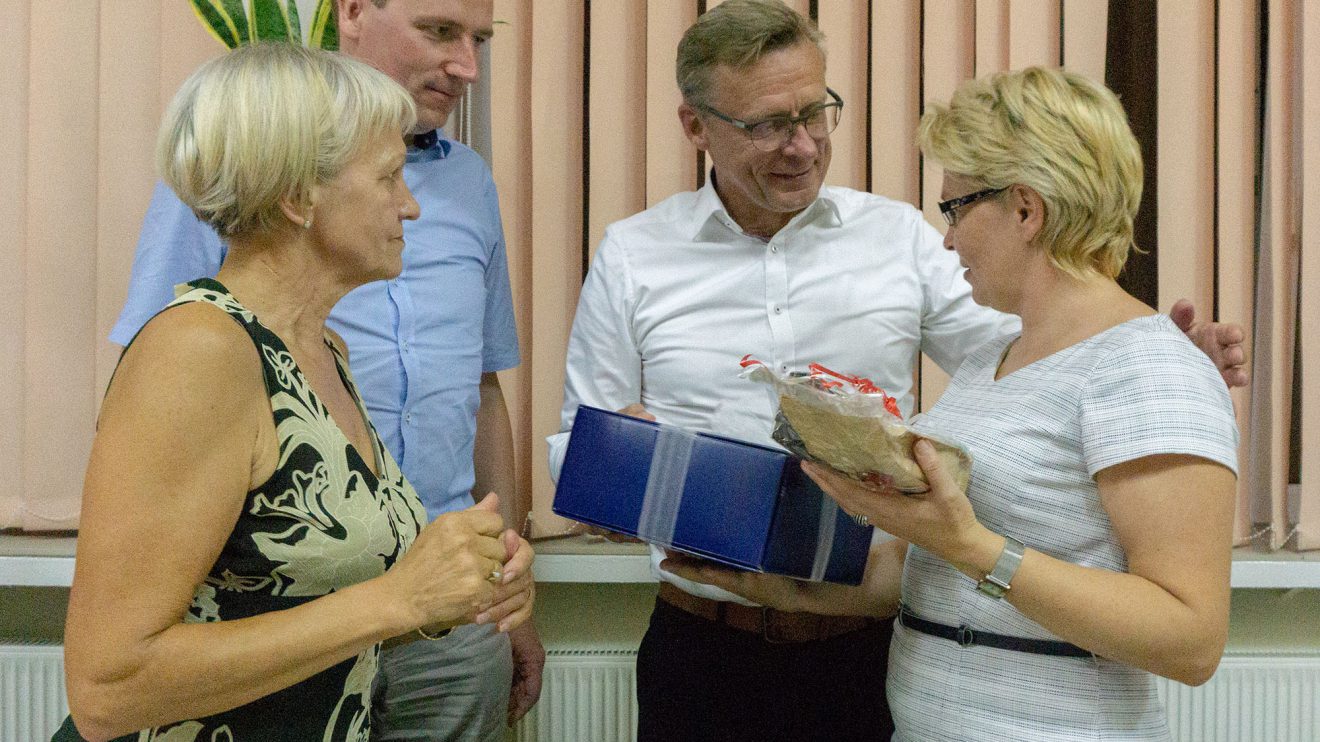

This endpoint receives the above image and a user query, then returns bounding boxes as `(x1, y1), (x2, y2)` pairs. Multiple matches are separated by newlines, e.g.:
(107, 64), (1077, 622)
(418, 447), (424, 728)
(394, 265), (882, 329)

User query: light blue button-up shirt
(111, 132), (520, 519)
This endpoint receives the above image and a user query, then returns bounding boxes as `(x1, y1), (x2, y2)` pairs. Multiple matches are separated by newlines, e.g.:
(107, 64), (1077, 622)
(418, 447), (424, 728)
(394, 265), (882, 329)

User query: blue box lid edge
(549, 505), (764, 573)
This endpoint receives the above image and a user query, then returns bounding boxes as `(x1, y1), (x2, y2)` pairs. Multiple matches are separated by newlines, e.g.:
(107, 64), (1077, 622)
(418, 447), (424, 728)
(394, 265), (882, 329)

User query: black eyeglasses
(937, 187), (1007, 227)
(696, 88), (844, 152)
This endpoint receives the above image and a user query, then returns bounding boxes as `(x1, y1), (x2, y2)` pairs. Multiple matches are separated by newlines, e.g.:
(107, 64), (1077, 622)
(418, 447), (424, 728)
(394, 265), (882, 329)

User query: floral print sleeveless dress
(56, 278), (428, 742)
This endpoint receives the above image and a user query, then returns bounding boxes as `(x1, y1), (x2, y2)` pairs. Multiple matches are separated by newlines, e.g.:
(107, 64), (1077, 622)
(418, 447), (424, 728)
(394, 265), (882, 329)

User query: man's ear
(678, 103), (709, 152)
(337, 0), (367, 45)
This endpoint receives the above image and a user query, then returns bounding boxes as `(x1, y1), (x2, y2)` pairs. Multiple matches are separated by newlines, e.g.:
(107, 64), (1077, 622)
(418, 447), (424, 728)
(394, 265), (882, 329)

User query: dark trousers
(636, 597), (894, 742)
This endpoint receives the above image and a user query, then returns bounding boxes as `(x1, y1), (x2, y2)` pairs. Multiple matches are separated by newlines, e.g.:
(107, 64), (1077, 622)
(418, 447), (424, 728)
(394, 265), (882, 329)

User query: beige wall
(2, 2), (1315, 551)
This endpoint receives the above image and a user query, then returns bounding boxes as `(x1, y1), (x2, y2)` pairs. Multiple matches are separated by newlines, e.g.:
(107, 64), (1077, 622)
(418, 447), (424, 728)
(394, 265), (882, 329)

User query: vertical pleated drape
(1214, 0), (1262, 546)
(1243, 0), (1318, 550)
(3, 2), (1315, 555)
(0, 2), (220, 531)
(1300, 0), (1320, 550)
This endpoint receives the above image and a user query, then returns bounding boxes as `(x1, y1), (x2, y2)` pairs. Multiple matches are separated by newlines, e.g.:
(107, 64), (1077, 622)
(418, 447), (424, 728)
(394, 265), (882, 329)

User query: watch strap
(976, 535), (1025, 599)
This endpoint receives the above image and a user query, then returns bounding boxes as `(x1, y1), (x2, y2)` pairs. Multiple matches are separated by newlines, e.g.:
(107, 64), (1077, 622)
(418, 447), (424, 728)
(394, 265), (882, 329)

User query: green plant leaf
(219, 0), (251, 43)
(309, 0), (338, 50)
(285, 0), (302, 43)
(248, 0), (292, 42)
(189, 0), (240, 48)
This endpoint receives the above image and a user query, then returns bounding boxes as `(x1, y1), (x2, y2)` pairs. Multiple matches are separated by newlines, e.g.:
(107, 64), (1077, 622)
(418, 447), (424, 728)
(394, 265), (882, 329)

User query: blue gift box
(553, 406), (871, 585)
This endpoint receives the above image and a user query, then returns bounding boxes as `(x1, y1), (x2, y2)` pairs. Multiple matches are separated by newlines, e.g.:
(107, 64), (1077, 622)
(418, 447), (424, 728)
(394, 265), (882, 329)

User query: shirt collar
(691, 170), (842, 242)
(407, 128), (452, 163)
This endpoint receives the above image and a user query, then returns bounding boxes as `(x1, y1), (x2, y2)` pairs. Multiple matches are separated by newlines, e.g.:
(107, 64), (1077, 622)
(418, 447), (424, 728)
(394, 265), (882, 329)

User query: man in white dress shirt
(546, 2), (1244, 740)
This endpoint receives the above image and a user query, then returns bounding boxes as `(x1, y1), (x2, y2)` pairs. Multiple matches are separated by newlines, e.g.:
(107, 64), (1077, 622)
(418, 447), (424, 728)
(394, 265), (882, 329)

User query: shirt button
(770, 245), (778, 253)
(405, 413), (413, 424)
(774, 306), (782, 314)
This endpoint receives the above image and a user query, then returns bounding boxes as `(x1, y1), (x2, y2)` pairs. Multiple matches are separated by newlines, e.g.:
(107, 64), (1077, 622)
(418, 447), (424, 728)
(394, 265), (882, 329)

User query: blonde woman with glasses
(668, 66), (1238, 741)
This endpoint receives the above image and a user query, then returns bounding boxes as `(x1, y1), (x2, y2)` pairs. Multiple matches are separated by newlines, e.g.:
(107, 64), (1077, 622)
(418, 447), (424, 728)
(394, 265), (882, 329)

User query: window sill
(4, 534), (1318, 588)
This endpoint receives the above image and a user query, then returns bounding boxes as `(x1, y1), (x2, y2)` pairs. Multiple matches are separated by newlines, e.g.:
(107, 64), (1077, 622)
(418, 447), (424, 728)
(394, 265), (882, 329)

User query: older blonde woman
(58, 43), (534, 742)
(668, 67), (1238, 741)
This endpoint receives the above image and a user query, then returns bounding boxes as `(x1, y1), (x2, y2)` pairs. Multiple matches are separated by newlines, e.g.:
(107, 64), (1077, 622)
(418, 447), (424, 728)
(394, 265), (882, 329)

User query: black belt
(899, 605), (1091, 658)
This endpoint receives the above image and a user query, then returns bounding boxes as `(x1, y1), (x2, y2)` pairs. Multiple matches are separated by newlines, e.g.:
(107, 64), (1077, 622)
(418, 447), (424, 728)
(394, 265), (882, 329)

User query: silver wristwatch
(976, 535), (1025, 599)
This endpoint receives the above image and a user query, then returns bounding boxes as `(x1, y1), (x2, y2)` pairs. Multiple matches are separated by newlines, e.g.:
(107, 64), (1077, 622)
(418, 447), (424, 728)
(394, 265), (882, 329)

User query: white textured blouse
(547, 181), (1015, 601)
(895, 314), (1239, 741)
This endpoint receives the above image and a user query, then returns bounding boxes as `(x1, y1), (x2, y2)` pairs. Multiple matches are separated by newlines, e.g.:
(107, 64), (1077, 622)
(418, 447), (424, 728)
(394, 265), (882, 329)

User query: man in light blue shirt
(110, 2), (542, 740)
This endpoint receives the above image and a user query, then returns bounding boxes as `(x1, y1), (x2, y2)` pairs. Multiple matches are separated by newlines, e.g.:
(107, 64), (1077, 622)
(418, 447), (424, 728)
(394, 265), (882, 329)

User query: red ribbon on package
(739, 355), (903, 420)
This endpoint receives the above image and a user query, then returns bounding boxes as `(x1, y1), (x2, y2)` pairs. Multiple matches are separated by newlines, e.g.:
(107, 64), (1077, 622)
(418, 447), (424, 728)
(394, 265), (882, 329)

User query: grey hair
(676, 0), (825, 108)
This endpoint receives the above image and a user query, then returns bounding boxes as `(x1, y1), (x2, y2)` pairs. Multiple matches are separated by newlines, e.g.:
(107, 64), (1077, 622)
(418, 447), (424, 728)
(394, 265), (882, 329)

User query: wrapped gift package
(553, 405), (871, 585)
(741, 357), (973, 494)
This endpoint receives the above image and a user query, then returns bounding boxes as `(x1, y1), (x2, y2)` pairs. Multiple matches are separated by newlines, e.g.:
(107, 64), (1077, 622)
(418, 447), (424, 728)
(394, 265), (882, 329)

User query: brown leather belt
(659, 581), (873, 644)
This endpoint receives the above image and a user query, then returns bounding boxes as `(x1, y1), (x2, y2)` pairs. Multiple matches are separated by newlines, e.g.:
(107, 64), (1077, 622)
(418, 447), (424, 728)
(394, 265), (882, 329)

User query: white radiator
(3, 644), (1316, 741)
(1158, 655), (1320, 742)
(511, 650), (638, 742)
(511, 651), (1320, 742)
(1, 642), (65, 742)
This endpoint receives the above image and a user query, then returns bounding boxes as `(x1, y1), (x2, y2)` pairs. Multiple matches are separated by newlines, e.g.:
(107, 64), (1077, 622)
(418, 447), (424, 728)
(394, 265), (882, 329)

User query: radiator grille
(512, 650), (637, 742)
(3, 645), (1317, 741)
(511, 651), (1320, 742)
(1, 641), (65, 742)
(1158, 655), (1320, 742)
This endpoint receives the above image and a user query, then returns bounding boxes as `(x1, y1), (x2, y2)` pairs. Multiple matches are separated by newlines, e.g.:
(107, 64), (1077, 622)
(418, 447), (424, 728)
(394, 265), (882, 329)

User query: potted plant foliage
(189, 0), (337, 49)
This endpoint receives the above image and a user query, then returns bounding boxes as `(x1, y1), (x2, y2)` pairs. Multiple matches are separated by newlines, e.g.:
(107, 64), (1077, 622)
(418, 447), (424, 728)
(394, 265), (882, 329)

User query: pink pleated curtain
(1, 2), (222, 532)
(1, 1), (1314, 554)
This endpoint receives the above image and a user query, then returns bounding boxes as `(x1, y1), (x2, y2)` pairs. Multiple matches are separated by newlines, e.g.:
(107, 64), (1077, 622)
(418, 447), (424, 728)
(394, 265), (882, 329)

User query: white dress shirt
(548, 181), (1017, 602)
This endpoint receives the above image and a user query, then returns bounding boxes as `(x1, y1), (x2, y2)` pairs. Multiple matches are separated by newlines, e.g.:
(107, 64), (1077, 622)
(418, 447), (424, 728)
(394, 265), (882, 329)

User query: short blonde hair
(918, 67), (1143, 279)
(676, 0), (825, 108)
(158, 42), (416, 240)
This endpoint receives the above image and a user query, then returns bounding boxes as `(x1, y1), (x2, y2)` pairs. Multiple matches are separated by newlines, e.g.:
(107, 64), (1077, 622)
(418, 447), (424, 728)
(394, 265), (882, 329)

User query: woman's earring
(303, 217), (313, 229)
